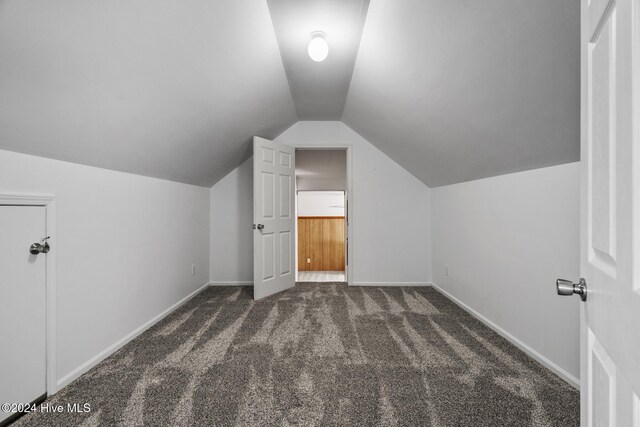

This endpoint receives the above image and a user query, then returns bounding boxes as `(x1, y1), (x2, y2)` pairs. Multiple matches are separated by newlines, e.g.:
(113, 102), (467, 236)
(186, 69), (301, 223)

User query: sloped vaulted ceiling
(267, 0), (369, 120)
(0, 0), (580, 188)
(0, 0), (296, 187)
(343, 0), (580, 187)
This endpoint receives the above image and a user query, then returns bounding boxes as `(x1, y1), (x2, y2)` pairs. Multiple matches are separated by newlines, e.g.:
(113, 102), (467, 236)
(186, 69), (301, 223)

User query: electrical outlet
(192, 264), (196, 276)
(445, 265), (449, 276)
(307, 258), (311, 263)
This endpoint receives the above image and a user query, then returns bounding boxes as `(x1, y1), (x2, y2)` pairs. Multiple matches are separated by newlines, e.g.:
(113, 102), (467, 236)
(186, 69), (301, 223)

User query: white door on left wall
(0, 206), (47, 424)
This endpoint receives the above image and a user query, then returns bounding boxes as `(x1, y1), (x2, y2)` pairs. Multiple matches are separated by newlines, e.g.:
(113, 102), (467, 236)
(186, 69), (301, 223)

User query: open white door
(573, 0), (640, 423)
(253, 136), (295, 300)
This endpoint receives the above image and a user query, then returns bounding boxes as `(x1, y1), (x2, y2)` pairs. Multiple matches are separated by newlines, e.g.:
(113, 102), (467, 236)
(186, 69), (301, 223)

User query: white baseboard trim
(56, 281), (211, 391)
(351, 282), (433, 287)
(209, 281), (253, 286)
(431, 283), (579, 389)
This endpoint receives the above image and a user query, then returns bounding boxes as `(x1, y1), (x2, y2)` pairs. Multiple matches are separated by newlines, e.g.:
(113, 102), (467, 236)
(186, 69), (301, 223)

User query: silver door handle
(252, 224), (264, 230)
(556, 278), (587, 301)
(29, 236), (51, 255)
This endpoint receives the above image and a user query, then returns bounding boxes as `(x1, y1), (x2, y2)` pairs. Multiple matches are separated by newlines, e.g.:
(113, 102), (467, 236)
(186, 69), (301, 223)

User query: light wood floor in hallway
(297, 271), (345, 282)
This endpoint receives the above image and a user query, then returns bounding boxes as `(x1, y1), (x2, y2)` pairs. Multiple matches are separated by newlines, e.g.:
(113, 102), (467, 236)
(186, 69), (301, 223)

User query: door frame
(292, 146), (353, 285)
(0, 193), (57, 396)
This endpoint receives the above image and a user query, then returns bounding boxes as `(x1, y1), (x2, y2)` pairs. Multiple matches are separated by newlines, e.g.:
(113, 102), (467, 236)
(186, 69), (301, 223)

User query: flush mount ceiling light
(308, 31), (328, 62)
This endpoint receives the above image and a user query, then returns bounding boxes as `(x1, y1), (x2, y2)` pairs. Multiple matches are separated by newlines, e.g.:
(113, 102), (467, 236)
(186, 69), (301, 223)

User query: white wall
(210, 121), (432, 285)
(210, 158), (254, 284)
(431, 162), (581, 383)
(298, 191), (345, 217)
(0, 149), (210, 389)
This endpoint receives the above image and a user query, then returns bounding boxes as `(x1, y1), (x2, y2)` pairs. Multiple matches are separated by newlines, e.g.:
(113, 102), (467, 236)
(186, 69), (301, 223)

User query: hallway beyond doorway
(298, 271), (345, 282)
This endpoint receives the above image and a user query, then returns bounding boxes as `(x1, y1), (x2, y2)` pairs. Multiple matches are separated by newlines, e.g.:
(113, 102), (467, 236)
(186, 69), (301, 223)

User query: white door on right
(580, 0), (640, 424)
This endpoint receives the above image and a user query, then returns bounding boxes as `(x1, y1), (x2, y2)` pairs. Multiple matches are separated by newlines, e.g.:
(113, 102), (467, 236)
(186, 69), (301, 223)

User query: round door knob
(556, 278), (587, 301)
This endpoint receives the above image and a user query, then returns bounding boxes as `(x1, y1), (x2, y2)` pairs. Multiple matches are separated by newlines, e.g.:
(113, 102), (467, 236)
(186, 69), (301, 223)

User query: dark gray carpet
(15, 283), (579, 426)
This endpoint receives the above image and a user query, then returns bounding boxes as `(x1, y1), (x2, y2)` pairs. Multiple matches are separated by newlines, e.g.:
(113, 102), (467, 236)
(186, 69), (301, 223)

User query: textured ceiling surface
(0, 0), (580, 188)
(0, 0), (296, 186)
(343, 0), (580, 187)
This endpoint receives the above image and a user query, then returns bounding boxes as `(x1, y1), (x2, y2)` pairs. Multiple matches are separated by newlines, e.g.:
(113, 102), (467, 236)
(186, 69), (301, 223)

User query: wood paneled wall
(298, 217), (345, 271)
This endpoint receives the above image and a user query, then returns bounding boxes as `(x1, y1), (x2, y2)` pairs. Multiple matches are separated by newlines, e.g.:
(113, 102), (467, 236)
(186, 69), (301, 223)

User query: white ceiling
(343, 0), (580, 187)
(0, 0), (296, 187)
(295, 149), (346, 191)
(0, 0), (580, 188)
(267, 0), (369, 120)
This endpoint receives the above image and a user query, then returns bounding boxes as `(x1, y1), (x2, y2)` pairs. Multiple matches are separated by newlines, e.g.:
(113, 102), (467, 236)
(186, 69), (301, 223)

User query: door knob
(29, 236), (51, 255)
(556, 278), (587, 301)
(253, 224), (264, 230)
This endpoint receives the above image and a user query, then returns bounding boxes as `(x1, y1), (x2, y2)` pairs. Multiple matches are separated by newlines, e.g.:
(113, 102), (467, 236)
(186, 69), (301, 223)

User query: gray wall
(431, 162), (581, 384)
(210, 121), (432, 285)
(210, 158), (254, 284)
(0, 149), (210, 389)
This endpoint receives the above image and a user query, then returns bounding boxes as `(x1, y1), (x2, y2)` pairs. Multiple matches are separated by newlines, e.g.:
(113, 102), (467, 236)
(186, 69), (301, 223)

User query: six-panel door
(253, 137), (296, 300)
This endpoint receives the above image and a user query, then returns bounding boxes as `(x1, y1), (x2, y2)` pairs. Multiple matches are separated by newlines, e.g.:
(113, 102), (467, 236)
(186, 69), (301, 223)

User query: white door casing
(253, 136), (296, 300)
(580, 0), (640, 424)
(0, 206), (47, 424)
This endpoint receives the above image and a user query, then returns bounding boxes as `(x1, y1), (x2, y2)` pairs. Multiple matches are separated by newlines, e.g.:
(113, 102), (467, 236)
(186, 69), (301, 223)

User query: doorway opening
(294, 149), (347, 283)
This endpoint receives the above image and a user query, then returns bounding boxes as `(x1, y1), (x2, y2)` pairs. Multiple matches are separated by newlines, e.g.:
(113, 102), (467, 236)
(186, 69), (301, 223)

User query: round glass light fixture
(308, 31), (328, 62)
